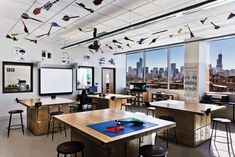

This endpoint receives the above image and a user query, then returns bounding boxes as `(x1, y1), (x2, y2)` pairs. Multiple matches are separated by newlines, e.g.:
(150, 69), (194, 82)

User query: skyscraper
(136, 58), (143, 78)
(216, 52), (223, 71)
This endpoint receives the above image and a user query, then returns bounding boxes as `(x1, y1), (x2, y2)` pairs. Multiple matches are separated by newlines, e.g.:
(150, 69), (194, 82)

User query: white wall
(0, 37), (126, 119)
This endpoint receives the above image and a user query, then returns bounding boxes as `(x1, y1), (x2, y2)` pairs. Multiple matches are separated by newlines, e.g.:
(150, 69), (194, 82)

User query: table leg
(233, 104), (235, 123)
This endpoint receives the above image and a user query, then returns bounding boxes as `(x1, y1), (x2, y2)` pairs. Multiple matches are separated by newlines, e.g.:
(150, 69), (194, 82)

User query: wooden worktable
(55, 109), (175, 157)
(18, 97), (74, 135)
(88, 94), (135, 110)
(150, 100), (226, 147)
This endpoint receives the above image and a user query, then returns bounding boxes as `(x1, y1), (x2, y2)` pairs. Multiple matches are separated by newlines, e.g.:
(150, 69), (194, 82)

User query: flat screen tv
(39, 68), (73, 95)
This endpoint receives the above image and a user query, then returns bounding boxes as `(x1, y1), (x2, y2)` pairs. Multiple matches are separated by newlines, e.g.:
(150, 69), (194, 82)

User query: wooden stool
(57, 141), (84, 157)
(47, 106), (66, 140)
(7, 110), (24, 137)
(209, 118), (234, 156)
(158, 116), (177, 148)
(120, 103), (132, 112)
(139, 144), (167, 157)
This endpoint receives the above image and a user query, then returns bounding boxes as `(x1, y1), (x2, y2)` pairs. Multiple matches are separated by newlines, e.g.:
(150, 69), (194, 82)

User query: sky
(127, 37), (235, 71)
(209, 37), (235, 70)
(126, 46), (184, 70)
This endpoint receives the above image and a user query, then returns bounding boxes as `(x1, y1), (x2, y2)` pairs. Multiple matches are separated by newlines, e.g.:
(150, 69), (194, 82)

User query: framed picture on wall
(2, 61), (33, 93)
(76, 66), (94, 90)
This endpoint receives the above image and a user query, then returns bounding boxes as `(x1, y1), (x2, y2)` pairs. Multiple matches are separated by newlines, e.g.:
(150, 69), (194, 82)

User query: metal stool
(145, 102), (156, 117)
(209, 118), (234, 156)
(139, 144), (167, 157)
(57, 141), (84, 157)
(7, 110), (24, 137)
(47, 106), (67, 140)
(120, 103), (132, 112)
(68, 104), (77, 113)
(158, 116), (177, 148)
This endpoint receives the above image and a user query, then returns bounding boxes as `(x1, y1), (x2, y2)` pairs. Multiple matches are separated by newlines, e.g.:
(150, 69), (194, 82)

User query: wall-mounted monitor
(39, 68), (73, 95)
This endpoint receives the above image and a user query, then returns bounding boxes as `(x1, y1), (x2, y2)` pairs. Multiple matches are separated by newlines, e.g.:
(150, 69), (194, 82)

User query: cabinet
(129, 91), (148, 107)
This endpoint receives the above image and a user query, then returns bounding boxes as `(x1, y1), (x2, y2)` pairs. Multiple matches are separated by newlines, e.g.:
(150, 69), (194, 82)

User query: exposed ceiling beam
(61, 0), (218, 50)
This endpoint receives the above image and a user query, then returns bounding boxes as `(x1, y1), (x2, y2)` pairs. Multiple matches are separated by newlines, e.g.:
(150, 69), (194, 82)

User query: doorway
(102, 68), (116, 94)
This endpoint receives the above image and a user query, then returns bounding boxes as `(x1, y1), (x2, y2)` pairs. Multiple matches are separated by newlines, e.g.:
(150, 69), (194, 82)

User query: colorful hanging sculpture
(33, 0), (60, 15)
(227, 12), (235, 20)
(11, 33), (19, 37)
(149, 37), (158, 45)
(200, 17), (207, 24)
(21, 19), (29, 34)
(88, 40), (100, 52)
(126, 43), (131, 48)
(76, 2), (94, 13)
(105, 44), (113, 50)
(93, 0), (103, 5)
(210, 22), (220, 30)
(62, 15), (80, 21)
(124, 36), (135, 42)
(6, 34), (18, 41)
(112, 39), (123, 45)
(21, 13), (43, 22)
(185, 25), (195, 38)
(137, 38), (148, 45)
(25, 38), (37, 44)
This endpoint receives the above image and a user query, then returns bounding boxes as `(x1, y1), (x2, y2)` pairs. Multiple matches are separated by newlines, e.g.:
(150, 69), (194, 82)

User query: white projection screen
(39, 68), (73, 95)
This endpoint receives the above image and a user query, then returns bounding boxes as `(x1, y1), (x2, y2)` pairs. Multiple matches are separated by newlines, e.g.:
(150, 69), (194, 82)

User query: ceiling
(1, 0), (235, 53)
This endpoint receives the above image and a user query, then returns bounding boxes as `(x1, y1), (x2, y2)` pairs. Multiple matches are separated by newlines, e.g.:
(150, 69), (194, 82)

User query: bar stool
(57, 141), (84, 157)
(209, 118), (234, 156)
(47, 105), (67, 140)
(120, 103), (132, 112)
(68, 104), (77, 113)
(7, 110), (24, 137)
(144, 102), (156, 117)
(139, 144), (167, 157)
(158, 116), (177, 148)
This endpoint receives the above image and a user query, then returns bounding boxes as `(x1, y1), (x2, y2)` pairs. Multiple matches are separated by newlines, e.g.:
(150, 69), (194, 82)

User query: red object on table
(105, 125), (124, 133)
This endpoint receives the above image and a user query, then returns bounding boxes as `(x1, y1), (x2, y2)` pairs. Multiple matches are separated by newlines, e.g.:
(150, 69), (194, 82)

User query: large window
(145, 49), (167, 89)
(126, 45), (184, 90)
(209, 37), (235, 92)
(126, 52), (144, 85)
(169, 46), (184, 89)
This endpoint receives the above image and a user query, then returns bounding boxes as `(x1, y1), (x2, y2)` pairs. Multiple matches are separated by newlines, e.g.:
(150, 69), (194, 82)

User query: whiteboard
(40, 68), (73, 95)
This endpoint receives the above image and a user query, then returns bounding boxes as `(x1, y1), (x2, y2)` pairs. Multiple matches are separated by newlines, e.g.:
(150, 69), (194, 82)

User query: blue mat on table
(87, 117), (158, 137)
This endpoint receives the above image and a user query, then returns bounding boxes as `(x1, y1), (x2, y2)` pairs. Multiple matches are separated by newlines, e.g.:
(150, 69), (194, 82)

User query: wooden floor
(0, 116), (234, 157)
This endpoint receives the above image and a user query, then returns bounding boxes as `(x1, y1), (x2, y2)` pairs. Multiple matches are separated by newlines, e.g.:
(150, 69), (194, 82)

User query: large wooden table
(88, 94), (135, 110)
(150, 100), (226, 147)
(19, 97), (74, 135)
(55, 109), (176, 157)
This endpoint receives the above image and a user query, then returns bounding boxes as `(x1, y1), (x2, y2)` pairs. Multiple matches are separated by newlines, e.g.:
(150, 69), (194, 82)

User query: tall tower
(216, 51), (223, 71)
(136, 58), (143, 78)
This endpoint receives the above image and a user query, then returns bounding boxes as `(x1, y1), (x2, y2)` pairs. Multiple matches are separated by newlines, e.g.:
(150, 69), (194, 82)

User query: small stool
(47, 106), (67, 140)
(57, 141), (84, 157)
(147, 107), (156, 117)
(120, 103), (132, 112)
(158, 116), (177, 148)
(7, 110), (24, 137)
(139, 144), (167, 157)
(68, 104), (77, 113)
(209, 118), (234, 156)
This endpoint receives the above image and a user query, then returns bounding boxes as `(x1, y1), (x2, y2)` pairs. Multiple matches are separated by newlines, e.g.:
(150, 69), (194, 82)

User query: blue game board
(87, 117), (158, 137)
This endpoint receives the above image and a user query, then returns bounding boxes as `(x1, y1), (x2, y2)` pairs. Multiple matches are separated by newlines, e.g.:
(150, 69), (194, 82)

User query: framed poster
(2, 61), (33, 93)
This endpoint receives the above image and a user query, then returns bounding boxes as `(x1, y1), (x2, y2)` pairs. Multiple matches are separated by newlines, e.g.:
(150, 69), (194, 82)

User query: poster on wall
(82, 55), (92, 65)
(13, 47), (27, 62)
(42, 49), (52, 64)
(61, 52), (71, 64)
(108, 58), (115, 66)
(99, 56), (105, 66)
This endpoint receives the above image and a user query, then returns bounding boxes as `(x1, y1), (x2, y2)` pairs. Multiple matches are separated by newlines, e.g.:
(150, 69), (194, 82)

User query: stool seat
(121, 103), (132, 112)
(50, 111), (64, 116)
(147, 107), (156, 110)
(213, 118), (231, 123)
(139, 145), (167, 157)
(57, 141), (84, 157)
(8, 110), (23, 114)
(159, 116), (174, 121)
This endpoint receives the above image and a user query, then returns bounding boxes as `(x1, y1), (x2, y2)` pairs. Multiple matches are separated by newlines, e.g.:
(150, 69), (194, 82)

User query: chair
(47, 105), (67, 140)
(7, 110), (24, 137)
(209, 118), (234, 156)
(57, 141), (84, 157)
(139, 144), (167, 157)
(144, 102), (156, 117)
(158, 116), (177, 148)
